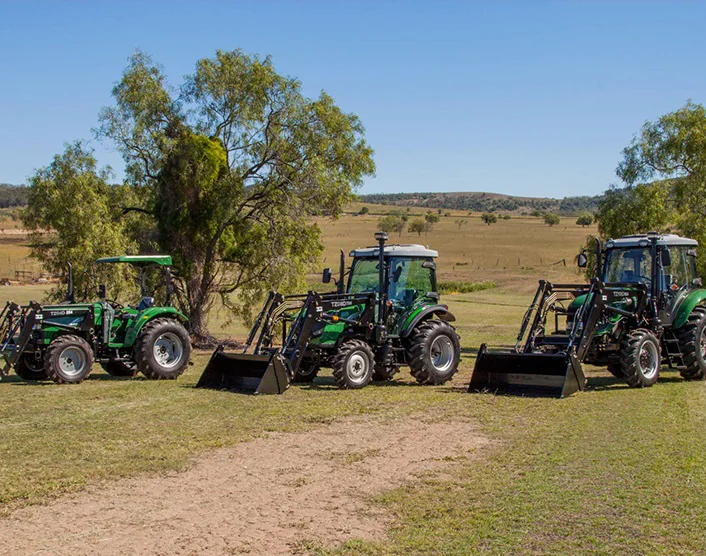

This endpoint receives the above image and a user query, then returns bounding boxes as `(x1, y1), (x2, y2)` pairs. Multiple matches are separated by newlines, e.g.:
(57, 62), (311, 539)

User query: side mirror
(98, 284), (107, 299)
(693, 278), (703, 287)
(322, 268), (332, 284)
(393, 266), (403, 283)
(577, 253), (588, 268)
(661, 249), (672, 267)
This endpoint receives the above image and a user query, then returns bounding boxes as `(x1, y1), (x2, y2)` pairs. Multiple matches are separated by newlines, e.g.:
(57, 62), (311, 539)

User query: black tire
(14, 353), (48, 381)
(606, 363), (625, 380)
(406, 320), (460, 385)
(135, 318), (191, 380)
(373, 348), (398, 381)
(331, 339), (374, 389)
(675, 307), (706, 381)
(620, 328), (661, 388)
(44, 335), (94, 384)
(101, 360), (138, 378)
(292, 357), (320, 383)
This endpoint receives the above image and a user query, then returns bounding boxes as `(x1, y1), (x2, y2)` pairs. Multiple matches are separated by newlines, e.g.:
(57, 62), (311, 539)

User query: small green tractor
(470, 232), (706, 396)
(0, 255), (191, 384)
(197, 232), (460, 394)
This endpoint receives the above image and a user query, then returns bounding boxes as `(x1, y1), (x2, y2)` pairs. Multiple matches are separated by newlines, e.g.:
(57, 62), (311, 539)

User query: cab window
(388, 257), (435, 303)
(603, 248), (651, 284)
(348, 258), (380, 293)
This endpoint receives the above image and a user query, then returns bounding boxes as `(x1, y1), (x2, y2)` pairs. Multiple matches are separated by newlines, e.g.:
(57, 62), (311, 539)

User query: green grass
(325, 378), (706, 554)
(438, 280), (496, 294)
(2, 288), (706, 554)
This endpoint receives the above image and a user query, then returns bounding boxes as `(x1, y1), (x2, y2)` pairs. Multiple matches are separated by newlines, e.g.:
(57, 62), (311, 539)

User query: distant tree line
(360, 191), (604, 216)
(0, 184), (29, 208)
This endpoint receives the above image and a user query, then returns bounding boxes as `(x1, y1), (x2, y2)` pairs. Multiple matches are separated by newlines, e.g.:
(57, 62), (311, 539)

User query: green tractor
(470, 232), (706, 396)
(197, 232), (460, 394)
(0, 255), (191, 384)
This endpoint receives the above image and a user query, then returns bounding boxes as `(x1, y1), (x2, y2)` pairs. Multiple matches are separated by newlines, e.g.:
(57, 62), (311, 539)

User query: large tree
(22, 142), (140, 301)
(592, 101), (706, 276)
(92, 50), (374, 337)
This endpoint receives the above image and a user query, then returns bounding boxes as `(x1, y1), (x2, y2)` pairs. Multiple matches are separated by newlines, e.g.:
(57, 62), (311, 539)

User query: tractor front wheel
(406, 320), (460, 385)
(44, 335), (94, 384)
(620, 328), (661, 388)
(101, 360), (138, 378)
(675, 307), (706, 381)
(292, 356), (320, 383)
(135, 318), (191, 380)
(15, 353), (47, 381)
(331, 340), (374, 389)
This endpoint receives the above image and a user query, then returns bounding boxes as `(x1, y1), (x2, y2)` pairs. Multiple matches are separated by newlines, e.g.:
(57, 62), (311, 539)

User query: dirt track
(0, 413), (488, 555)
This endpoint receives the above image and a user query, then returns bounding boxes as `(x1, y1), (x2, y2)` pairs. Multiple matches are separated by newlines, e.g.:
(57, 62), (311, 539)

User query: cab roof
(350, 244), (438, 258)
(607, 234), (698, 248)
(96, 255), (172, 266)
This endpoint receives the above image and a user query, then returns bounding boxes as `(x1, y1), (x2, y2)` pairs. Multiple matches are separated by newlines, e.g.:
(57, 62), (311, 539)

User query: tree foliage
(481, 213), (497, 225)
(544, 213), (560, 227)
(25, 50), (375, 337)
(408, 218), (428, 236)
(377, 214), (406, 236)
(576, 213), (594, 227)
(22, 143), (139, 301)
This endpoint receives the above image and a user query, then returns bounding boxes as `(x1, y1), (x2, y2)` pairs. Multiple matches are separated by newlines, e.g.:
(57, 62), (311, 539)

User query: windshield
(388, 257), (435, 303)
(347, 258), (381, 293)
(348, 257), (435, 303)
(603, 247), (652, 285)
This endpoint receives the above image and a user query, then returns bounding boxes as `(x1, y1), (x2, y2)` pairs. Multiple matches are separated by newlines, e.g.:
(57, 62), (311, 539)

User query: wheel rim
(59, 347), (87, 378)
(347, 352), (369, 385)
(23, 354), (42, 372)
(638, 341), (659, 380)
(699, 328), (706, 360)
(430, 335), (455, 372)
(153, 332), (183, 369)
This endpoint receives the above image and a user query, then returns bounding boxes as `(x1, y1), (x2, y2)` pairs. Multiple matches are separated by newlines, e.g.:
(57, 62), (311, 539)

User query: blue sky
(0, 1), (704, 198)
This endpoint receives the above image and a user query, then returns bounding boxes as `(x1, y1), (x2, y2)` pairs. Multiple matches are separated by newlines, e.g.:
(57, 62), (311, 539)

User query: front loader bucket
(468, 344), (586, 398)
(196, 346), (290, 395)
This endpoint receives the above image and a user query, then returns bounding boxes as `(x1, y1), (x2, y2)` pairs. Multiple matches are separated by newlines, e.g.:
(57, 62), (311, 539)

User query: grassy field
(2, 211), (705, 552)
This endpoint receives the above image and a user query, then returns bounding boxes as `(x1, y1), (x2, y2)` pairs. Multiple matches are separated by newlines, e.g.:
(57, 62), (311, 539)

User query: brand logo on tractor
(48, 310), (73, 316)
(613, 291), (630, 298)
(330, 301), (351, 308)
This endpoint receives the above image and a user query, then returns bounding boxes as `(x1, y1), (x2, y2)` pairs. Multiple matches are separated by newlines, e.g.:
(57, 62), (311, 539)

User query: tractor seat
(137, 297), (155, 311)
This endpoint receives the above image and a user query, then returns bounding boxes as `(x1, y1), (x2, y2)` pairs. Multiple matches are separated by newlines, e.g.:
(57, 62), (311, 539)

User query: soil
(0, 413), (488, 555)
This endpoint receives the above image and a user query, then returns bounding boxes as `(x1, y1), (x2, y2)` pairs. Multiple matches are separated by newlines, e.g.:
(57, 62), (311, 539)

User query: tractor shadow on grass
(297, 375), (425, 391)
(587, 374), (686, 392)
(1, 372), (148, 386)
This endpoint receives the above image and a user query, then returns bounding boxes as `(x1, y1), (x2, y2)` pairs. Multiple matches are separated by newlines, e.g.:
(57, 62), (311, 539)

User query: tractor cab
(582, 233), (701, 326)
(343, 243), (438, 336)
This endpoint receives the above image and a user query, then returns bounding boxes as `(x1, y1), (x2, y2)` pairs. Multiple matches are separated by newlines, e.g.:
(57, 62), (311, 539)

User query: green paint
(673, 289), (706, 328)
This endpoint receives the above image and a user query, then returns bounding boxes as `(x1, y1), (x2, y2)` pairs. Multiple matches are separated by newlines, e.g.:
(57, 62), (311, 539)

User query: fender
(123, 307), (189, 346)
(400, 304), (455, 338)
(672, 289), (706, 329)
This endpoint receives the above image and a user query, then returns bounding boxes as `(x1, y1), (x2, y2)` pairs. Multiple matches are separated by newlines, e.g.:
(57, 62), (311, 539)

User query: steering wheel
(635, 275), (652, 285)
(105, 299), (124, 310)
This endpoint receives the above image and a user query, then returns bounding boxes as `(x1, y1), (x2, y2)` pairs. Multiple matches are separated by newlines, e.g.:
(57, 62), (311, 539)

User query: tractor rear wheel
(101, 360), (138, 377)
(675, 307), (706, 381)
(15, 353), (47, 381)
(406, 320), (460, 385)
(44, 335), (94, 384)
(620, 328), (661, 388)
(135, 318), (191, 380)
(331, 340), (374, 389)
